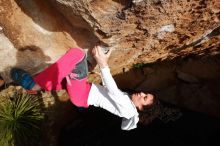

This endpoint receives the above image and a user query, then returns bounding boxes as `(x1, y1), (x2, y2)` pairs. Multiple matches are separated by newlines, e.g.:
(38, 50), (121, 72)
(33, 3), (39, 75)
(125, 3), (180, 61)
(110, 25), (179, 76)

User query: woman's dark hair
(123, 88), (162, 125)
(138, 95), (161, 125)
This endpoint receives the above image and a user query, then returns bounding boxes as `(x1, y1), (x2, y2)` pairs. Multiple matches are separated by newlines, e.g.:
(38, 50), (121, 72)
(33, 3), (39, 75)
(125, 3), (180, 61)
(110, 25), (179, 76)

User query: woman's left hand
(92, 46), (112, 68)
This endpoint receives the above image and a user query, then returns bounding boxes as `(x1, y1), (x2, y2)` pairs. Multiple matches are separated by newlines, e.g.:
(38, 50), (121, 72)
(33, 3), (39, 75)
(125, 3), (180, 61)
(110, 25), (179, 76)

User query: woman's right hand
(92, 46), (112, 68)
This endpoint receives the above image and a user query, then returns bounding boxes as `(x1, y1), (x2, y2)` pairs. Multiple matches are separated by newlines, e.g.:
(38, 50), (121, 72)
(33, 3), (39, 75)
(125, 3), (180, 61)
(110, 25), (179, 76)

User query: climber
(10, 46), (156, 130)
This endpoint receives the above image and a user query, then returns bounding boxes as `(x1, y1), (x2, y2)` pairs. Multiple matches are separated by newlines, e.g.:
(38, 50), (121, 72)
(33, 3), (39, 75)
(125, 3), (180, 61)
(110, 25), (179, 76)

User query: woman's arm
(91, 46), (138, 123)
(92, 46), (120, 94)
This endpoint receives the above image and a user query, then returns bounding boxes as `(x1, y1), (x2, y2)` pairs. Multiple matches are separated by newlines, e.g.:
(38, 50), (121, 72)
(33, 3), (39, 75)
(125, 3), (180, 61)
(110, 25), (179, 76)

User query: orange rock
(0, 79), (4, 87)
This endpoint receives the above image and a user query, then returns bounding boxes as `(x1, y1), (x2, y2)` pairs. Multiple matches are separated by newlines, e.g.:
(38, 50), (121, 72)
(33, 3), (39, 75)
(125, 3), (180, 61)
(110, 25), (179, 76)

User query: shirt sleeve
(99, 66), (138, 120)
(121, 115), (139, 130)
(88, 67), (140, 130)
(100, 66), (121, 95)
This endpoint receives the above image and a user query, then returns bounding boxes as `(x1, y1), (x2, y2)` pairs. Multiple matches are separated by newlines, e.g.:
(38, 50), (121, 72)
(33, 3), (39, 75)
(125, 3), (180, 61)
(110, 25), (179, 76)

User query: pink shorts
(33, 48), (91, 108)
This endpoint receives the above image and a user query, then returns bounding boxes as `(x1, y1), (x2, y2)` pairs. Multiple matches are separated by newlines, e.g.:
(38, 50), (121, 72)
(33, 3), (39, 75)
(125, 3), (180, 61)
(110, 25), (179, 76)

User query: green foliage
(0, 93), (44, 146)
(132, 63), (145, 69)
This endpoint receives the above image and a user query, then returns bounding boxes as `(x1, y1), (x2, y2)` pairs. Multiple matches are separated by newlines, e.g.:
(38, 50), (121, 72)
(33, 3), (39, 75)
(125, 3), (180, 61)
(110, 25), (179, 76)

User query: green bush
(133, 63), (145, 69)
(0, 93), (44, 146)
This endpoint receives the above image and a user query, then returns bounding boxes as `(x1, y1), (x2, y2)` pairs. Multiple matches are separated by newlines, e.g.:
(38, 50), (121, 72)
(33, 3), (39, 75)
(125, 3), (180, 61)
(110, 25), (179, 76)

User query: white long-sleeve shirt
(87, 66), (139, 130)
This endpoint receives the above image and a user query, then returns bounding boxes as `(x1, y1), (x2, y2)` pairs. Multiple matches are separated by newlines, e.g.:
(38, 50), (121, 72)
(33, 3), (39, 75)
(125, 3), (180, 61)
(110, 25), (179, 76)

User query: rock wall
(0, 0), (98, 81)
(48, 0), (220, 73)
(1, 0), (219, 80)
(0, 0), (220, 116)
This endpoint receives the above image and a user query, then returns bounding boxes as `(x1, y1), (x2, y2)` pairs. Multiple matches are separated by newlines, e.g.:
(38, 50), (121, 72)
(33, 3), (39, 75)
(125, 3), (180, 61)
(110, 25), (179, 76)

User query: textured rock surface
(1, 0), (220, 146)
(0, 0), (98, 81)
(48, 0), (220, 73)
(0, 0), (219, 80)
(0, 0), (219, 117)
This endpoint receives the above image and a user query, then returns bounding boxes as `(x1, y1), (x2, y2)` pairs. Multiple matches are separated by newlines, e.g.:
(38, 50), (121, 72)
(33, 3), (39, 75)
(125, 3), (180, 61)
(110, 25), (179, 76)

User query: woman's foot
(10, 68), (36, 90)
(10, 68), (42, 94)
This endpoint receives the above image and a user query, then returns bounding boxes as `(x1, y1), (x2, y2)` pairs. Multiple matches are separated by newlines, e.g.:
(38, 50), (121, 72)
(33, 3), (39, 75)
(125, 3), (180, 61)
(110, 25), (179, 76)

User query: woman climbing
(10, 46), (156, 130)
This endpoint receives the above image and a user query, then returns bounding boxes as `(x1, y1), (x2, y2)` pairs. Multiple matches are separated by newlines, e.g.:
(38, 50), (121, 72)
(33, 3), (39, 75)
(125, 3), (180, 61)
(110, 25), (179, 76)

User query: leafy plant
(132, 63), (145, 69)
(0, 92), (44, 146)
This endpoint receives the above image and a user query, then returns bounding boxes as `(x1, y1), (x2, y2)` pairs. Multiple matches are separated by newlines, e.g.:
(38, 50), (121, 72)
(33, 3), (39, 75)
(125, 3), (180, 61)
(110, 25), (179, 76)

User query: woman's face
(131, 92), (154, 111)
